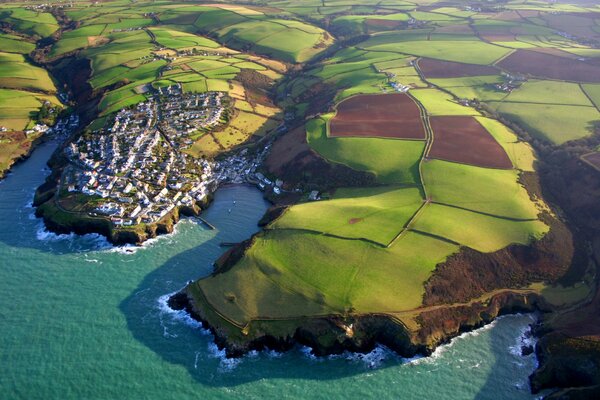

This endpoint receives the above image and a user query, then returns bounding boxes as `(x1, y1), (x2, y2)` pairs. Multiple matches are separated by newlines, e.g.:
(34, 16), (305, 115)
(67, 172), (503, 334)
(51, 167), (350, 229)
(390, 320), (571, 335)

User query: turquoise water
(0, 142), (542, 399)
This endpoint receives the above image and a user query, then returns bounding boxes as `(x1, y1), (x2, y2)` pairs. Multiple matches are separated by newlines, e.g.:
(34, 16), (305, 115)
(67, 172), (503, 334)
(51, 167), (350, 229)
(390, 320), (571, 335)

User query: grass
(0, 8), (58, 38)
(182, 80), (208, 93)
(307, 115), (424, 185)
(211, 18), (332, 63)
(0, 34), (35, 54)
(185, 133), (222, 158)
(150, 27), (219, 49)
(198, 229), (459, 325)
(475, 117), (536, 172)
(91, 60), (167, 90)
(212, 110), (275, 149)
(422, 159), (541, 220)
(428, 75), (508, 102)
(364, 39), (511, 65)
(490, 101), (599, 145)
(0, 58), (57, 93)
(411, 89), (480, 116)
(582, 84), (600, 110)
(412, 203), (548, 253)
(503, 80), (594, 106)
(0, 132), (36, 173)
(271, 186), (423, 245)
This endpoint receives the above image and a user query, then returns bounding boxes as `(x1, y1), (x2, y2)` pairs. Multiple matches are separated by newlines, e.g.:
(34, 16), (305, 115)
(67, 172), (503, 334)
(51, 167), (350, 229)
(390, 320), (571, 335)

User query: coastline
(168, 285), (548, 359)
(35, 191), (215, 246)
(0, 134), (51, 182)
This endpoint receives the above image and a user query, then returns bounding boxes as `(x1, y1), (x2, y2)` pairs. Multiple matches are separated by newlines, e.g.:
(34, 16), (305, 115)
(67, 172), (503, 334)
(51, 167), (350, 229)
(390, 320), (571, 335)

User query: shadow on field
(118, 185), (397, 387)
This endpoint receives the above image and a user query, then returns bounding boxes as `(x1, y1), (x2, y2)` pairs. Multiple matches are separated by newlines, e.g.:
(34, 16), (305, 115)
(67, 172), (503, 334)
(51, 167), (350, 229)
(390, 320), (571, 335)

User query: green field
(150, 27), (220, 49)
(197, 229), (459, 325)
(475, 117), (536, 172)
(490, 101), (599, 144)
(0, 54), (58, 93)
(0, 0), (592, 345)
(307, 115), (424, 185)
(412, 203), (548, 252)
(502, 80), (594, 107)
(271, 186), (424, 245)
(410, 89), (480, 116)
(364, 37), (511, 65)
(422, 159), (541, 220)
(0, 34), (35, 54)
(0, 8), (58, 38)
(428, 75), (509, 102)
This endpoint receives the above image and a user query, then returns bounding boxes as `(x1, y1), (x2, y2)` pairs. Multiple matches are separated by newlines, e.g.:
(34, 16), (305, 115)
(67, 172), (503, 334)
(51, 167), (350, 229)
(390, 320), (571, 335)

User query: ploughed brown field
(583, 152), (600, 170)
(497, 50), (600, 82)
(329, 93), (426, 139)
(418, 58), (499, 78)
(428, 116), (513, 169)
(365, 19), (402, 29)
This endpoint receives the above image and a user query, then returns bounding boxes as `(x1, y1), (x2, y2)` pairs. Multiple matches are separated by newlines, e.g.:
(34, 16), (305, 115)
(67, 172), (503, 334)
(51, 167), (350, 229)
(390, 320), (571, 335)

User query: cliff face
(530, 332), (600, 397)
(35, 191), (212, 245)
(171, 287), (545, 358)
(173, 199), (573, 358)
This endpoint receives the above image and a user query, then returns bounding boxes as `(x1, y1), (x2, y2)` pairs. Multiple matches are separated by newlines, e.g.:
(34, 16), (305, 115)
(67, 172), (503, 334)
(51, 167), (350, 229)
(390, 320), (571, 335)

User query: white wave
(207, 342), (242, 371)
(509, 314), (537, 358)
(194, 351), (201, 369)
(264, 349), (283, 359)
(411, 318), (503, 365)
(344, 345), (394, 369)
(299, 344), (394, 369)
(299, 346), (318, 361)
(157, 292), (207, 333)
(35, 221), (112, 251)
(104, 218), (196, 255)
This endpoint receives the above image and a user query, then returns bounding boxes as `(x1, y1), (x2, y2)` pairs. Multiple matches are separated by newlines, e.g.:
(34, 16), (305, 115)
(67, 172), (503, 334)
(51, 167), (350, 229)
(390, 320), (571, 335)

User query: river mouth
(0, 142), (542, 399)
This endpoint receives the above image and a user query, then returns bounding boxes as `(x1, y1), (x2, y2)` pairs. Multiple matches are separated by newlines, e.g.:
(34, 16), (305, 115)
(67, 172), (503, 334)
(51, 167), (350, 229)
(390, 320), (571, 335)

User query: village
(59, 86), (253, 228)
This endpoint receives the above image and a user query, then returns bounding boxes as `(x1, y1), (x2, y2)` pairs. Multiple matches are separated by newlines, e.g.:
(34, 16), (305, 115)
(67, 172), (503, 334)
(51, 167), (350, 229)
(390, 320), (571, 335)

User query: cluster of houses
(158, 86), (226, 148)
(61, 88), (226, 228)
(55, 79), (294, 230)
(22, 114), (79, 139)
(495, 73), (527, 93)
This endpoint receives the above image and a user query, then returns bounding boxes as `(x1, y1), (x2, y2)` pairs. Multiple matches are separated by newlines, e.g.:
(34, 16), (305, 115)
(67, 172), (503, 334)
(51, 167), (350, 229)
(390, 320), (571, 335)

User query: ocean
(0, 142), (544, 399)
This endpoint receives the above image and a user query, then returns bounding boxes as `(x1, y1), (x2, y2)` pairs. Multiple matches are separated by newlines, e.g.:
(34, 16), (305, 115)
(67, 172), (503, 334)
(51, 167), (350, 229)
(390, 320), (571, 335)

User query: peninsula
(0, 0), (597, 397)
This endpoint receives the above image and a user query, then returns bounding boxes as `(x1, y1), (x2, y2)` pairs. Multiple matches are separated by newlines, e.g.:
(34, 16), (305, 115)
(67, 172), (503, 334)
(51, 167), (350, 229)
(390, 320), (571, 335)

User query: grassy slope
(490, 101), (599, 145)
(198, 229), (459, 325)
(271, 186), (424, 245)
(306, 115), (424, 185)
(25, 1), (579, 337)
(422, 159), (540, 220)
(412, 203), (548, 253)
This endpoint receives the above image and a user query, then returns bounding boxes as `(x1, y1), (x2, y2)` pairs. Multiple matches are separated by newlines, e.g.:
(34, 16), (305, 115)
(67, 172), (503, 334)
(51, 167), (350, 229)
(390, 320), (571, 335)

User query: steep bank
(173, 159), (574, 359)
(35, 191), (213, 246)
(0, 133), (48, 181)
(170, 284), (547, 358)
(172, 209), (570, 358)
(530, 332), (600, 398)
